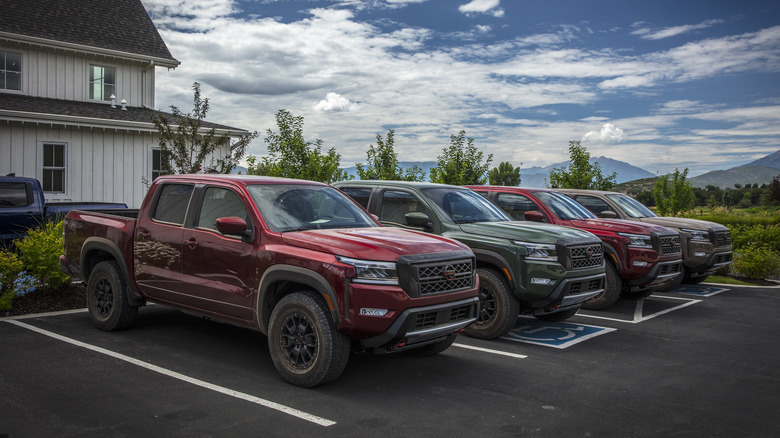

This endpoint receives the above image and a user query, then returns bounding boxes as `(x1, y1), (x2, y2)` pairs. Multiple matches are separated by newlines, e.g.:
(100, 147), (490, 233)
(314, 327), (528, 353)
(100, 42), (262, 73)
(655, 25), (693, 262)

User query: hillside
(739, 150), (780, 169)
(689, 165), (779, 188)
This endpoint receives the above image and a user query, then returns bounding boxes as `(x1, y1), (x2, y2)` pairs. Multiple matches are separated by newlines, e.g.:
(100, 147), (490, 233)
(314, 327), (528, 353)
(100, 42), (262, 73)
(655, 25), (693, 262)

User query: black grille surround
(556, 238), (605, 271)
(396, 250), (476, 298)
(655, 233), (681, 256)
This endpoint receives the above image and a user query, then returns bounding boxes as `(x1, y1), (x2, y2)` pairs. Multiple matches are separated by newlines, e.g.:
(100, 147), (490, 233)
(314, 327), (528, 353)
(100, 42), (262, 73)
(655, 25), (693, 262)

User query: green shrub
(15, 220), (70, 289)
(730, 245), (780, 280)
(0, 249), (24, 311)
(729, 224), (780, 253)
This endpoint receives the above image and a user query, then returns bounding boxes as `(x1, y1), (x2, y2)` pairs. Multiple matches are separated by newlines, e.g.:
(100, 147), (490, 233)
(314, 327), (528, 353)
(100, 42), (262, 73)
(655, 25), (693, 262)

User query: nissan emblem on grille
(443, 265), (456, 281)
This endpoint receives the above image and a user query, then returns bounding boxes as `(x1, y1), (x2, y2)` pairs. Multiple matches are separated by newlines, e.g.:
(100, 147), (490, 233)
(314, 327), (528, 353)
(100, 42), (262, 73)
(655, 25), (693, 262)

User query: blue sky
(144, 0), (780, 176)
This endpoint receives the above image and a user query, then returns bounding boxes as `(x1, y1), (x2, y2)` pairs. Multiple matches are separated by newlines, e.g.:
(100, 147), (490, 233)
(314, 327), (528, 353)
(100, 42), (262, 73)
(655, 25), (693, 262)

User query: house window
(1, 51), (22, 91)
(89, 65), (115, 101)
(42, 143), (66, 193)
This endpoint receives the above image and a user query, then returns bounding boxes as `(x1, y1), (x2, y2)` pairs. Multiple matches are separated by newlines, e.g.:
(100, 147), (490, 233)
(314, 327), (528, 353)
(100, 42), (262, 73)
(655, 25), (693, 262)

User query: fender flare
(601, 242), (623, 271)
(80, 237), (145, 305)
(256, 264), (340, 335)
(471, 248), (515, 291)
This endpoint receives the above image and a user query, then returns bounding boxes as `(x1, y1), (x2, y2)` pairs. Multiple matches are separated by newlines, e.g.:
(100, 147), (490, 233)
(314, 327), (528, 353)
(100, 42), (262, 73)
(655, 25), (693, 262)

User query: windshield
(535, 191), (597, 220)
(421, 188), (510, 224)
(247, 184), (377, 232)
(607, 194), (658, 218)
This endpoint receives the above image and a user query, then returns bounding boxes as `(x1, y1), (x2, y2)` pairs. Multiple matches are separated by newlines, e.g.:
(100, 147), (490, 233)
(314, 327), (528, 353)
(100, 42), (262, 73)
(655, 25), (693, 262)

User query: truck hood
(459, 221), (598, 244)
(281, 227), (469, 261)
(566, 218), (676, 236)
(635, 216), (728, 232)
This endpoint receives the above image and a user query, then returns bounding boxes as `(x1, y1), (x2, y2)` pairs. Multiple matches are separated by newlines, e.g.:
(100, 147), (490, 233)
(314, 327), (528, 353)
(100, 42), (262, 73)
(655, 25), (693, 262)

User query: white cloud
(313, 92), (360, 112)
(582, 123), (627, 145)
(459, 0), (504, 17)
(631, 19), (725, 40)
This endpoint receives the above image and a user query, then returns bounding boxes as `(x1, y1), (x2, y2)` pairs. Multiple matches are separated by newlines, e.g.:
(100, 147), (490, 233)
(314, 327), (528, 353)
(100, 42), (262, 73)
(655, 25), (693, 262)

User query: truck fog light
(694, 251), (707, 257)
(633, 261), (648, 267)
(360, 308), (389, 317)
(531, 278), (553, 285)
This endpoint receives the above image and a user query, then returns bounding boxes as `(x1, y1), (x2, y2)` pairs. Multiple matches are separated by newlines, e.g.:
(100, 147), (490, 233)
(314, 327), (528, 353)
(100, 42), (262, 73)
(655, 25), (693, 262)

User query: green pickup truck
(334, 181), (606, 339)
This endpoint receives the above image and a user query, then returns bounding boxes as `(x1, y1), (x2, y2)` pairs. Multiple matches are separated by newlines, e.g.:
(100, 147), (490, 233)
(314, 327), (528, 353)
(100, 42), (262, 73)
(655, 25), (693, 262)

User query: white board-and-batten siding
(0, 122), (156, 208)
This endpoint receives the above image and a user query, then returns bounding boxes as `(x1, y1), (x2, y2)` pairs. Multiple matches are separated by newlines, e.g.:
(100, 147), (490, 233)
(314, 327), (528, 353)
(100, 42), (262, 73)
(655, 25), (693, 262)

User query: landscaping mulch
(4, 282), (86, 316)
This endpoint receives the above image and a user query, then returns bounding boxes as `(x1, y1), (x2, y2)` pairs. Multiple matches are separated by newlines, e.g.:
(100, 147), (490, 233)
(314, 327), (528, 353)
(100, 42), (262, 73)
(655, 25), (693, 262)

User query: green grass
(706, 275), (753, 286)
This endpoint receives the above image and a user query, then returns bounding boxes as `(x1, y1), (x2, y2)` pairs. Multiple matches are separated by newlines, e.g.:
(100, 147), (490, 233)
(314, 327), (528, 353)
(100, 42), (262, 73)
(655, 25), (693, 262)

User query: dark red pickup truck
(468, 186), (683, 309)
(61, 175), (479, 387)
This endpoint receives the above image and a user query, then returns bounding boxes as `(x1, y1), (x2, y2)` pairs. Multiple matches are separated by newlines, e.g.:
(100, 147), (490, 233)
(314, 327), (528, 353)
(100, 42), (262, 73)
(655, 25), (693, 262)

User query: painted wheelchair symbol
(501, 320), (616, 349)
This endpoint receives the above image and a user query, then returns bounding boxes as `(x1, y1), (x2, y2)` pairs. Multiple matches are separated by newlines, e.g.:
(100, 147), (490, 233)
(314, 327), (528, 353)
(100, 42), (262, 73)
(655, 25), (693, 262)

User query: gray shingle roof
(0, 93), (247, 134)
(0, 0), (178, 64)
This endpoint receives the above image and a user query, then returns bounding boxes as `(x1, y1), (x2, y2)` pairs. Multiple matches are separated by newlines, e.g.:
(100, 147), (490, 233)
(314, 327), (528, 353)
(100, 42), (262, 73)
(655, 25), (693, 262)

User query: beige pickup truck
(557, 189), (732, 289)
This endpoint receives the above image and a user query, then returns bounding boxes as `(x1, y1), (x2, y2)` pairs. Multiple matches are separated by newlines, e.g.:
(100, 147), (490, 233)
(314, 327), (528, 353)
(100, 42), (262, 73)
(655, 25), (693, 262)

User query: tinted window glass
(197, 187), (248, 233)
(379, 190), (429, 227)
(574, 195), (615, 216)
(340, 187), (371, 209)
(421, 188), (510, 224)
(152, 184), (193, 225)
(534, 191), (596, 220)
(606, 193), (657, 218)
(496, 193), (542, 221)
(0, 182), (31, 207)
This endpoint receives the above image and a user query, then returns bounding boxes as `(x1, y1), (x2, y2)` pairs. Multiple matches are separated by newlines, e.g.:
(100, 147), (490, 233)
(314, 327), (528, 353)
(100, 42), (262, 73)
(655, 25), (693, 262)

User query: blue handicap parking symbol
(673, 285), (729, 297)
(501, 317), (616, 349)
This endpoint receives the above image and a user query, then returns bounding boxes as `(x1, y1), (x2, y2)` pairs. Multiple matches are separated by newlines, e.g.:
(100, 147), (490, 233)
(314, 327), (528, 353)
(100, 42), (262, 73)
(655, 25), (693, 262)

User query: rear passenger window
(0, 182), (32, 207)
(152, 184), (193, 225)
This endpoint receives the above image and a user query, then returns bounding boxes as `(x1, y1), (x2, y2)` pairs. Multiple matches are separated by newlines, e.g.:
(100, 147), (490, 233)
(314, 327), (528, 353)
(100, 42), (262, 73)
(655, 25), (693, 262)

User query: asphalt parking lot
(1, 283), (778, 437)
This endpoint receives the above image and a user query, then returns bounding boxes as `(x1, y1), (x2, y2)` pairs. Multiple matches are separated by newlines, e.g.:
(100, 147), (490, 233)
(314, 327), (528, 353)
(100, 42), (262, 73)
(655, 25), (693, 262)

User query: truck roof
(335, 180), (469, 190)
(154, 174), (328, 187)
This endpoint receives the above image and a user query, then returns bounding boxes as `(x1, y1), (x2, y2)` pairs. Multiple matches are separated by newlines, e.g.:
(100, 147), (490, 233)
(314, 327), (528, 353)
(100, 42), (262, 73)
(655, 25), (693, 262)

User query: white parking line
(4, 319), (336, 427)
(453, 343), (528, 359)
(577, 296), (702, 324)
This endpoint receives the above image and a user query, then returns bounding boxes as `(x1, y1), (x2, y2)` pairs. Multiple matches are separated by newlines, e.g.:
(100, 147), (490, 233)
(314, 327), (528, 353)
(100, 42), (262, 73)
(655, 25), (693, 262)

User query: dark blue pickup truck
(0, 175), (129, 247)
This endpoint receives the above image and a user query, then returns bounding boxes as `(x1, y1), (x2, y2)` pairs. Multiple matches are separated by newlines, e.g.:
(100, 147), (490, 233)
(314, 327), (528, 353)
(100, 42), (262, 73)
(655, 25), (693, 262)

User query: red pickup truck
(468, 186), (683, 309)
(61, 175), (479, 387)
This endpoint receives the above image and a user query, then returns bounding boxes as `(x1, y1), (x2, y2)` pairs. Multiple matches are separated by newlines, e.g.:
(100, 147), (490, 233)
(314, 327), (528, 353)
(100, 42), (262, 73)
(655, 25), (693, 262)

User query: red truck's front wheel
(268, 291), (350, 387)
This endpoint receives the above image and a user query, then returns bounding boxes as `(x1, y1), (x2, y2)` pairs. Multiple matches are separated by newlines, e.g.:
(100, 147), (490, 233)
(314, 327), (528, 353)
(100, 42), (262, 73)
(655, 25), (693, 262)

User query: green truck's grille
(570, 244), (603, 270)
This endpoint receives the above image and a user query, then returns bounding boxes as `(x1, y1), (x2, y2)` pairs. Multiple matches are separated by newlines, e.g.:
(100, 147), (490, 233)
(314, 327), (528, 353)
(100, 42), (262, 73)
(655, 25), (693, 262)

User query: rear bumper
(359, 296), (479, 352)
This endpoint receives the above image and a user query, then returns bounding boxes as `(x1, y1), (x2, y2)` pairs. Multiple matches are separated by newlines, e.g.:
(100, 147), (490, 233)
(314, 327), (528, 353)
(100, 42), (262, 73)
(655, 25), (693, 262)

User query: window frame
(0, 50), (22, 92)
(88, 63), (117, 101)
(41, 142), (67, 194)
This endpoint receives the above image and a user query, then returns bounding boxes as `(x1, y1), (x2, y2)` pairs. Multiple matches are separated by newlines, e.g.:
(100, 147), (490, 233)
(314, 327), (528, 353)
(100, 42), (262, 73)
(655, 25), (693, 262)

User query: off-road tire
(581, 261), (622, 310)
(465, 268), (519, 339)
(405, 333), (457, 357)
(535, 307), (578, 322)
(268, 291), (350, 387)
(86, 261), (138, 331)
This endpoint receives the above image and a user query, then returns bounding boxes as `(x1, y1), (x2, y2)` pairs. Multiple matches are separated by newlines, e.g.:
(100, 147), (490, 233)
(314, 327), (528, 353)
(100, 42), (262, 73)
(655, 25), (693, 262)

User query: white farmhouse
(0, 0), (251, 208)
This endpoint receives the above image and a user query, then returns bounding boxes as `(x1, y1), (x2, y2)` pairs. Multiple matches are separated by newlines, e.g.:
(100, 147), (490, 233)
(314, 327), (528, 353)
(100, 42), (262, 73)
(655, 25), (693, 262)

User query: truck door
(134, 183), (193, 302)
(180, 185), (257, 321)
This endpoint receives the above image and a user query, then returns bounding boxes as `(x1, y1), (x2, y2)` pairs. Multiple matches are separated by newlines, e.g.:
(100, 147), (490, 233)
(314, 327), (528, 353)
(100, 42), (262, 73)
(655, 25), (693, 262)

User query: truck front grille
(569, 243), (604, 270)
(659, 234), (681, 256)
(397, 251), (476, 298)
(715, 231), (731, 247)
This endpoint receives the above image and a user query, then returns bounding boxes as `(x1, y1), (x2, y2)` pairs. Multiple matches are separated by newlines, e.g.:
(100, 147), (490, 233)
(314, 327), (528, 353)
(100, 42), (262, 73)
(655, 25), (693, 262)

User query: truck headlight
(682, 229), (708, 241)
(336, 256), (399, 284)
(618, 233), (653, 249)
(513, 241), (558, 261)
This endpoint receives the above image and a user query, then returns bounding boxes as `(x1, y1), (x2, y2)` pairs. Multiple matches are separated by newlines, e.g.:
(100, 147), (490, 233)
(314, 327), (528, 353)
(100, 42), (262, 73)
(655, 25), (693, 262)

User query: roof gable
(0, 0), (178, 64)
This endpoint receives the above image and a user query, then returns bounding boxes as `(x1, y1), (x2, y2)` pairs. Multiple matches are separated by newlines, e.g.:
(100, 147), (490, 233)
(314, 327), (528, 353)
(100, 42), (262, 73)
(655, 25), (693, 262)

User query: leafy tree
(355, 129), (425, 181)
(429, 130), (493, 185)
(769, 174), (780, 205)
(652, 168), (695, 216)
(488, 161), (522, 186)
(152, 82), (258, 175)
(247, 109), (348, 184)
(548, 141), (616, 190)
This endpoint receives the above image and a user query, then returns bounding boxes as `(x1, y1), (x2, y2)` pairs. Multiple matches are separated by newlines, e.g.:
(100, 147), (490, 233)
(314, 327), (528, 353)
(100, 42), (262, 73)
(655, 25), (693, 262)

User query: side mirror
(598, 210), (618, 219)
(405, 211), (432, 229)
(216, 217), (252, 239)
(524, 211), (546, 222)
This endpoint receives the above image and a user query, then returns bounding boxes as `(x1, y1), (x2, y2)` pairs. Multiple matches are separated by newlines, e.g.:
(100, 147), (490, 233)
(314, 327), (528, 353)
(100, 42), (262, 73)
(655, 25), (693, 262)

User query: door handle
(187, 237), (199, 249)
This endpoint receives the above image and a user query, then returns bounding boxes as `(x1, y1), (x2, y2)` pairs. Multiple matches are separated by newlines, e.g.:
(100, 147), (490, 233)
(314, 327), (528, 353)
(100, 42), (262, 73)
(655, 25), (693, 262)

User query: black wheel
(535, 307), (578, 322)
(268, 292), (350, 387)
(581, 261), (621, 310)
(653, 271), (683, 292)
(405, 333), (457, 357)
(86, 261), (138, 331)
(683, 273), (709, 285)
(465, 268), (519, 340)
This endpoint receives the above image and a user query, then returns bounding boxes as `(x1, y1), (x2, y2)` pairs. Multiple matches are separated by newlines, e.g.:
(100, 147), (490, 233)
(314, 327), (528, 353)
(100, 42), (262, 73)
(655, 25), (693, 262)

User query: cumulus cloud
(459, 0), (504, 17)
(582, 123), (627, 145)
(313, 92), (359, 112)
(631, 19), (725, 40)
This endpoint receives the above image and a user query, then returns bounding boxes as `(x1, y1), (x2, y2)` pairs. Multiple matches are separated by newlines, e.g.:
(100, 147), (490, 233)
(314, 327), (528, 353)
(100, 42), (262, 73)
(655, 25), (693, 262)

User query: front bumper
(531, 272), (606, 316)
(627, 258), (683, 290)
